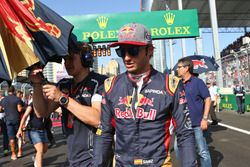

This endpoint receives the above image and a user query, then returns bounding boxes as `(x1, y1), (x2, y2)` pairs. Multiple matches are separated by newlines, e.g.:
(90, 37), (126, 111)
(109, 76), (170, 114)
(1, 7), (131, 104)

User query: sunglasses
(176, 65), (186, 69)
(115, 46), (145, 58)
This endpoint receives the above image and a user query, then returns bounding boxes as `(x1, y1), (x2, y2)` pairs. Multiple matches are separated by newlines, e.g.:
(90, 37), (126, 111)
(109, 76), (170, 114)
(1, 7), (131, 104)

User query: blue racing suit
(94, 69), (197, 167)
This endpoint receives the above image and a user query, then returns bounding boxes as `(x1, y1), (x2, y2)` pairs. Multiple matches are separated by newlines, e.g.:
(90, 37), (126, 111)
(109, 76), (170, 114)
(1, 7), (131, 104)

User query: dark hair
(8, 86), (15, 93)
(68, 41), (91, 54)
(16, 90), (23, 95)
(68, 41), (93, 68)
(177, 57), (193, 74)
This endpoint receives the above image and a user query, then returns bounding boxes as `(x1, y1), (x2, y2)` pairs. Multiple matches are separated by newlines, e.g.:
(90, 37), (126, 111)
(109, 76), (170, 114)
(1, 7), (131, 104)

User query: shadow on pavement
(206, 125), (227, 167)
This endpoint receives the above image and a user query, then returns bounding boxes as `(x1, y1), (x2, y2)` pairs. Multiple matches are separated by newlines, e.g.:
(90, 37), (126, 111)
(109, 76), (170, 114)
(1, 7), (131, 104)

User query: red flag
(0, 0), (73, 81)
(0, 0), (39, 81)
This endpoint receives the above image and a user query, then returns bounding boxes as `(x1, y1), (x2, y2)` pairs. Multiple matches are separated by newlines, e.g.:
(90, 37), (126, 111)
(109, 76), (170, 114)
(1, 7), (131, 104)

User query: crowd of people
(221, 54), (249, 88)
(0, 22), (244, 167)
(220, 32), (250, 89)
(0, 87), (57, 167)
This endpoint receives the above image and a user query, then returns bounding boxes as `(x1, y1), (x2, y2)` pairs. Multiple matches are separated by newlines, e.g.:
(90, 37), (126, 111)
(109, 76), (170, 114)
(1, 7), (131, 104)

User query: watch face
(61, 97), (67, 103)
(59, 96), (68, 105)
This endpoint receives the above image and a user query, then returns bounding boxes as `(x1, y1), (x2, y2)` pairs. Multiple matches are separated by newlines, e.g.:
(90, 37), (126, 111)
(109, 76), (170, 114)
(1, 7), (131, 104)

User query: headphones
(80, 45), (94, 68)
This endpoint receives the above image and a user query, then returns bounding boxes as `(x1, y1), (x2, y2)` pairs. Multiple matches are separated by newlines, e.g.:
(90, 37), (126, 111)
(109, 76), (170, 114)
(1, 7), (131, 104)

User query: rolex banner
(65, 9), (199, 43)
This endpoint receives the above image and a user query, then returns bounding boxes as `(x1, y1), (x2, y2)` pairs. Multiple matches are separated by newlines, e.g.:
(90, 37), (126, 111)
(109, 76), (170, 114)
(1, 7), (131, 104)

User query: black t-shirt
(0, 95), (22, 123)
(57, 71), (107, 166)
(28, 102), (45, 129)
(233, 85), (245, 96)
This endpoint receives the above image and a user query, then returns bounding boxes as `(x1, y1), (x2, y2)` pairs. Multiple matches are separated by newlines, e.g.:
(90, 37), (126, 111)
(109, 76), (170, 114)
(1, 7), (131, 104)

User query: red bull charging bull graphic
(192, 59), (208, 69)
(12, 0), (61, 38)
(174, 55), (219, 74)
(0, 0), (33, 45)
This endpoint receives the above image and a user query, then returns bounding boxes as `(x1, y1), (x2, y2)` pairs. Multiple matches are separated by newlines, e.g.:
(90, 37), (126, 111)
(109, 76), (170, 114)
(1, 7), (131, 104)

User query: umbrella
(0, 0), (73, 82)
(173, 55), (219, 74)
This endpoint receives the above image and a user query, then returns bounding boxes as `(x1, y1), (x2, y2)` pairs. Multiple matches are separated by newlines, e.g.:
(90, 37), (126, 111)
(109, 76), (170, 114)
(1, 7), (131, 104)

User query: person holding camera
(28, 42), (107, 166)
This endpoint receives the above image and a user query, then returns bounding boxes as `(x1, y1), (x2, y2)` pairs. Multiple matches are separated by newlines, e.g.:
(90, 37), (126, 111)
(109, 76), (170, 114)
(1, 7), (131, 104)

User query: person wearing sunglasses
(94, 23), (197, 167)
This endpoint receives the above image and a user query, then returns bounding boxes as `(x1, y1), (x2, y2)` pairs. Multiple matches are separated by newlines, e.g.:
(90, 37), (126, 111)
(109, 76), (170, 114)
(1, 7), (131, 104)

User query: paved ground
(171, 110), (250, 167)
(0, 110), (250, 167)
(0, 125), (67, 167)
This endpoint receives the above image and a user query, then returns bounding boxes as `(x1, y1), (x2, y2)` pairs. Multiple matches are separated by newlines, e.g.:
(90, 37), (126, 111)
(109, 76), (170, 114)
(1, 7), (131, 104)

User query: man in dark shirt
(233, 81), (245, 114)
(0, 92), (9, 156)
(29, 42), (107, 166)
(0, 86), (23, 160)
(176, 57), (212, 167)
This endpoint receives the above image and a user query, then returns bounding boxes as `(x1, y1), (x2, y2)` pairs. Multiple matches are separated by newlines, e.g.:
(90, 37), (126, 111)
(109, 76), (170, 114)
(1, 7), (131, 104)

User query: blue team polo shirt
(183, 76), (210, 126)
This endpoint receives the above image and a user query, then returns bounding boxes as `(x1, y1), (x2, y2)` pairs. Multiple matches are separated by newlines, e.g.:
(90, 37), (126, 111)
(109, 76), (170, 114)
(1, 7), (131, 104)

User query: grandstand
(220, 33), (250, 90)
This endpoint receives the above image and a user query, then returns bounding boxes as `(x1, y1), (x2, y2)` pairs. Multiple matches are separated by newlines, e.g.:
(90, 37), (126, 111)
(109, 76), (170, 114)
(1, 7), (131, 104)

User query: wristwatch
(59, 94), (69, 106)
(202, 115), (208, 121)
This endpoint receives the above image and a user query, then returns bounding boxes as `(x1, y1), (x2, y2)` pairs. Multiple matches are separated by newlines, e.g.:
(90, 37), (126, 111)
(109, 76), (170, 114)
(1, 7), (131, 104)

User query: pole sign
(64, 9), (199, 43)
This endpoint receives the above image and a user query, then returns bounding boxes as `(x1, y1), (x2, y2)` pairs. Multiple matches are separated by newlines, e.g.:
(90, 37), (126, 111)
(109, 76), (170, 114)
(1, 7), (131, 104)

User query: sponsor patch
(82, 94), (91, 98)
(134, 159), (154, 165)
(166, 74), (181, 96)
(118, 95), (154, 107)
(144, 89), (165, 95)
(104, 76), (116, 94)
(179, 90), (187, 104)
(96, 128), (102, 136)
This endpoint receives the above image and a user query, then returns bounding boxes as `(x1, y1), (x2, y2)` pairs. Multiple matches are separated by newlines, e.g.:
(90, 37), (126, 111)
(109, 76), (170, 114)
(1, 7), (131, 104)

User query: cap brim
(110, 41), (148, 47)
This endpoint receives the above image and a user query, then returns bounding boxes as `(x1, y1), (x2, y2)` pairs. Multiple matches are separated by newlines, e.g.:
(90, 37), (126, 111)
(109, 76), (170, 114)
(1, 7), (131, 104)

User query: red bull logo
(21, 0), (61, 38)
(121, 26), (135, 34)
(115, 107), (156, 120)
(115, 108), (134, 119)
(119, 26), (136, 39)
(137, 95), (154, 107)
(179, 90), (187, 104)
(118, 96), (132, 107)
(118, 95), (154, 107)
(179, 97), (187, 104)
(179, 90), (185, 97)
(192, 59), (208, 69)
(0, 0), (61, 47)
(136, 108), (156, 120)
(0, 0), (33, 45)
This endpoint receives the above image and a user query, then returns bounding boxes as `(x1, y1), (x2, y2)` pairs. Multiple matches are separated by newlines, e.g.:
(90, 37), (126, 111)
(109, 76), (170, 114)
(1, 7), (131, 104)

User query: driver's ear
(146, 45), (154, 58)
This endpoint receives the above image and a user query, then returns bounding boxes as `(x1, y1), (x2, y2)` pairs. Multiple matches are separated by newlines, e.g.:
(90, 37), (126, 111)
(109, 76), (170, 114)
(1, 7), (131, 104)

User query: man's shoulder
(0, 97), (5, 105)
(190, 76), (200, 81)
(6, 95), (19, 101)
(103, 73), (127, 94)
(90, 72), (108, 83)
(104, 75), (117, 94)
(191, 76), (206, 85)
(1, 96), (6, 101)
(165, 74), (181, 95)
